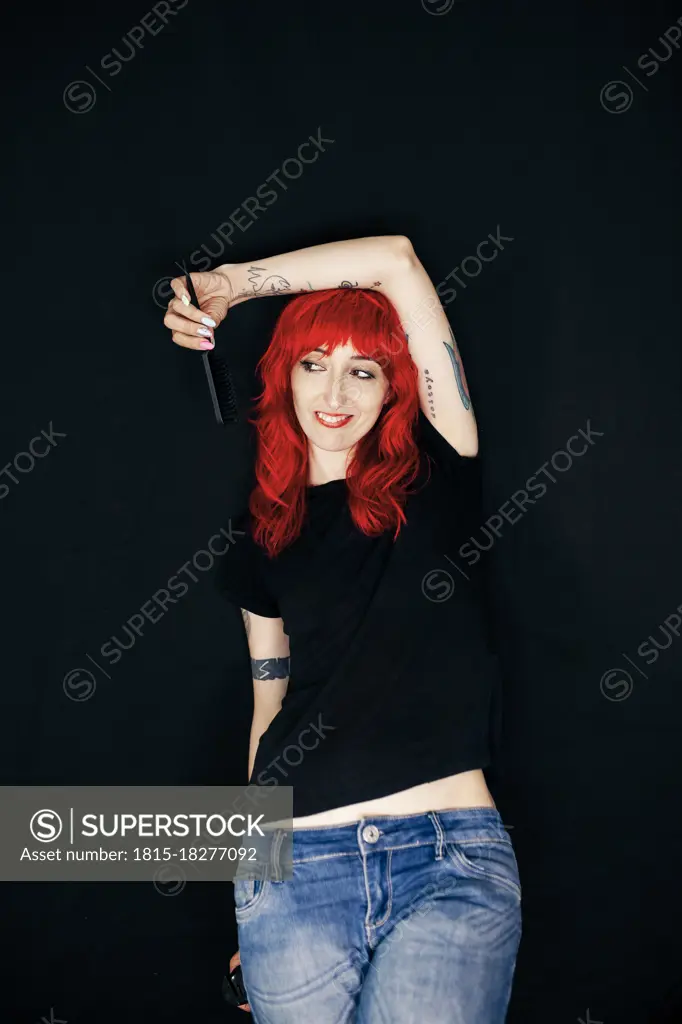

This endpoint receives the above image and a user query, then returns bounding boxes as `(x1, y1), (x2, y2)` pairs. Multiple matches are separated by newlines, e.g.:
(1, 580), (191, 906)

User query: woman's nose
(327, 374), (360, 409)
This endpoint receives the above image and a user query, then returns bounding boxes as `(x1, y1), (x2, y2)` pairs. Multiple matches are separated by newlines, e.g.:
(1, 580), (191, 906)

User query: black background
(3, 1), (682, 1021)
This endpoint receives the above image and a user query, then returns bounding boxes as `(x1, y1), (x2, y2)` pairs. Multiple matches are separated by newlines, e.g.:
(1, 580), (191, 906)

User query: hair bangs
(288, 288), (402, 371)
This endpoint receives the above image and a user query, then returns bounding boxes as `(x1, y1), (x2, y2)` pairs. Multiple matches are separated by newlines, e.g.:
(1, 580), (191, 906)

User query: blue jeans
(233, 806), (522, 1023)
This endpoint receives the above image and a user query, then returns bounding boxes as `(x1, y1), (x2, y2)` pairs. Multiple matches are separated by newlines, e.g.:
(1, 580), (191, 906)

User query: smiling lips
(315, 411), (354, 428)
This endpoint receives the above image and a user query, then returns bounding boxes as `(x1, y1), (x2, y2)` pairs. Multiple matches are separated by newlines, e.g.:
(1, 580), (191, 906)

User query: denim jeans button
(362, 825), (380, 843)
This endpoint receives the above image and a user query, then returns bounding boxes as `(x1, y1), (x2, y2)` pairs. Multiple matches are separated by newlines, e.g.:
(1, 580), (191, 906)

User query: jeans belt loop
(428, 811), (445, 860)
(269, 828), (284, 882)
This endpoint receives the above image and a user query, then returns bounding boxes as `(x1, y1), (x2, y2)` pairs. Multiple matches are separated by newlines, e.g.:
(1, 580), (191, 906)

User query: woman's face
(291, 340), (391, 454)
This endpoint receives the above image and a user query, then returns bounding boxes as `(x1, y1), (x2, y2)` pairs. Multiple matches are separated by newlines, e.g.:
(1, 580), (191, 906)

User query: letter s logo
(30, 809), (63, 842)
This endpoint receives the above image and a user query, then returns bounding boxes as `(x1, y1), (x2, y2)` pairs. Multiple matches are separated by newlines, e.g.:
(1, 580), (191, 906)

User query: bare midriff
(287, 768), (495, 828)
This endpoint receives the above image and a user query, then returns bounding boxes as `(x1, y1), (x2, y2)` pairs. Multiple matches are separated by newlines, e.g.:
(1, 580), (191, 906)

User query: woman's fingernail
(181, 294), (190, 306)
(199, 340), (214, 349)
(201, 317), (217, 328)
(197, 327), (212, 337)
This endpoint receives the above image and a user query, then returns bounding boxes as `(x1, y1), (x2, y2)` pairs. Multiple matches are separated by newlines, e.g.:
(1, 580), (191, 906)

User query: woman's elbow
(391, 234), (416, 263)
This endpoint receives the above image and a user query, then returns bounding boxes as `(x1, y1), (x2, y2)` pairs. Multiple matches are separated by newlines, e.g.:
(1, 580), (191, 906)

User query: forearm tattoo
(251, 657), (290, 680)
(246, 265), (291, 295)
(232, 266), (292, 300)
(443, 325), (471, 411)
(233, 267), (382, 300)
(338, 280), (381, 288)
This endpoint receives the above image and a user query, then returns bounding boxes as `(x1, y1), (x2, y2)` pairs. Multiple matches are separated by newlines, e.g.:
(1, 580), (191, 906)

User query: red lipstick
(314, 411), (353, 429)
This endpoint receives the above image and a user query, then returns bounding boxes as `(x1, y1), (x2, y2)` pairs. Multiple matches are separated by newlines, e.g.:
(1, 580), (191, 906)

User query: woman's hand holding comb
(164, 268), (245, 350)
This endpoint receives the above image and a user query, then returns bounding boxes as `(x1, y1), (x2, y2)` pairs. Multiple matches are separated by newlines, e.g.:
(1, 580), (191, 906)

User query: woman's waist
(240, 796), (507, 879)
(288, 768), (494, 828)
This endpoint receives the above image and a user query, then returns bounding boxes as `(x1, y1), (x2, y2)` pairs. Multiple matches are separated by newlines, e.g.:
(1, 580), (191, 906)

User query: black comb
(185, 272), (238, 425)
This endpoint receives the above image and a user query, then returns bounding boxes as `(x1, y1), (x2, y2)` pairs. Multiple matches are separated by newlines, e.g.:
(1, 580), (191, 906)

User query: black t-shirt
(215, 409), (503, 817)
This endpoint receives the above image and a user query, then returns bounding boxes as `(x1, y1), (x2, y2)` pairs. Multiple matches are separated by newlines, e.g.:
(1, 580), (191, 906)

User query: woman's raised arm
(164, 235), (477, 456)
(217, 236), (478, 456)
(216, 235), (406, 299)
(164, 235), (406, 351)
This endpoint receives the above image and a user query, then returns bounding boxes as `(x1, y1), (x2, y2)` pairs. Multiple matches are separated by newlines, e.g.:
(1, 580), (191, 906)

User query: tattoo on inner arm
(251, 657), (290, 680)
(236, 268), (382, 300)
(240, 608), (251, 638)
(424, 369), (436, 418)
(443, 326), (471, 411)
(245, 265), (292, 296)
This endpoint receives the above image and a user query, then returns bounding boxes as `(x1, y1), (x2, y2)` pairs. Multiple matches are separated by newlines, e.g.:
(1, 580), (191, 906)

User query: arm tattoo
(236, 269), (382, 300)
(240, 608), (251, 638)
(251, 657), (290, 680)
(246, 265), (292, 295)
(423, 369), (436, 418)
(443, 326), (471, 411)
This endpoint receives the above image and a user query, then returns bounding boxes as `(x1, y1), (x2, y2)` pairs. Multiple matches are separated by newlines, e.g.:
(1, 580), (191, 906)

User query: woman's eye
(300, 361), (374, 380)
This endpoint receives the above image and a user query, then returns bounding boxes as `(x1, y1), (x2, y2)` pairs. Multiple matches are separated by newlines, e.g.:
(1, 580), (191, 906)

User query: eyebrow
(309, 347), (380, 365)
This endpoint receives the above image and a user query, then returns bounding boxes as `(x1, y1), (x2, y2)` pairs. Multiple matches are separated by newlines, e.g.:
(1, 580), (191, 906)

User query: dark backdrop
(3, 1), (681, 1021)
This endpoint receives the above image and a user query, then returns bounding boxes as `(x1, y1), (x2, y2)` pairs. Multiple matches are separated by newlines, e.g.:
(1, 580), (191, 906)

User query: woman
(164, 236), (522, 1023)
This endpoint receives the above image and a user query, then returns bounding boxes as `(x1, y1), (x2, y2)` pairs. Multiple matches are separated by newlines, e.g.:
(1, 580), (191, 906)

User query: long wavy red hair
(247, 287), (426, 557)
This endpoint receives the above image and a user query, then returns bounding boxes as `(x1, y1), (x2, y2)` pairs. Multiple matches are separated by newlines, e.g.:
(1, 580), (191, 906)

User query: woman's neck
(306, 442), (353, 487)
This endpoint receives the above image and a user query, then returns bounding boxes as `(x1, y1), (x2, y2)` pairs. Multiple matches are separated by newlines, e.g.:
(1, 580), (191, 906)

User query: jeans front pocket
(233, 875), (271, 919)
(445, 833), (522, 903)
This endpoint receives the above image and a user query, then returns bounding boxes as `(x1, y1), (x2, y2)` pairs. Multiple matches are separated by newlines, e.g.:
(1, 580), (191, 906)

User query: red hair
(247, 288), (426, 557)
